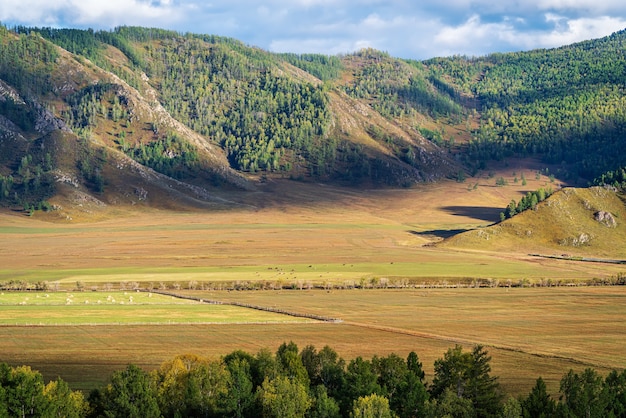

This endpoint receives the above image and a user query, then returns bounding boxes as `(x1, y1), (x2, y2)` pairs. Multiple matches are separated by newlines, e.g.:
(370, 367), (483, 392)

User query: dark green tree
(300, 345), (320, 384)
(406, 351), (425, 382)
(395, 366), (429, 418)
(317, 345), (346, 399)
(96, 364), (162, 418)
(521, 377), (555, 418)
(559, 368), (607, 418)
(372, 353), (408, 411)
(255, 348), (281, 387)
(277, 341), (310, 386)
(603, 369), (626, 418)
(308, 385), (341, 418)
(224, 349), (259, 385)
(0, 383), (6, 417)
(466, 345), (503, 417)
(430, 345), (473, 399)
(342, 357), (382, 415)
(431, 345), (502, 417)
(224, 358), (255, 418)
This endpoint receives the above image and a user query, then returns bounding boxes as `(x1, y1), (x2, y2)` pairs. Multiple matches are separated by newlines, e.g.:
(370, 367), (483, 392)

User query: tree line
(3, 342), (626, 417)
(278, 53), (344, 81)
(594, 167), (626, 189)
(500, 187), (553, 221)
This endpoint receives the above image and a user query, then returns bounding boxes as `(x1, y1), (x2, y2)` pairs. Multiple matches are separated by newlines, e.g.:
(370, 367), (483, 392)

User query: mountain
(423, 30), (626, 180)
(1, 25), (626, 218)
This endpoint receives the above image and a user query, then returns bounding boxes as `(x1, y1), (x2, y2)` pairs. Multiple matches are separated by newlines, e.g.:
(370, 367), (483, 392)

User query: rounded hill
(440, 187), (626, 260)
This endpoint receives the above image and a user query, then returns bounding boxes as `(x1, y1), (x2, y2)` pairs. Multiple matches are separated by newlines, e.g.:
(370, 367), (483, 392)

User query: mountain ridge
(0, 25), (625, 226)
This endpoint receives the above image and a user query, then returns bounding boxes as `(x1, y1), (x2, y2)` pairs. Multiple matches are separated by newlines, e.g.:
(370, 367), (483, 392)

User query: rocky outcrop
(594, 211), (617, 228)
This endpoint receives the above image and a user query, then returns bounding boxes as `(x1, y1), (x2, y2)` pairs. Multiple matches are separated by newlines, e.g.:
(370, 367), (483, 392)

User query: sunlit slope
(441, 187), (626, 258)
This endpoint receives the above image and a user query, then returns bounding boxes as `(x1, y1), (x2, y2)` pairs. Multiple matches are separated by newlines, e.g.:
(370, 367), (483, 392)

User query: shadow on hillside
(409, 229), (470, 239)
(440, 206), (502, 222)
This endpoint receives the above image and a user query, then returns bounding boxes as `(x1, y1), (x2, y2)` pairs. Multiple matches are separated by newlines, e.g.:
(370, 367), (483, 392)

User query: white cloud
(362, 13), (387, 29)
(525, 15), (626, 49)
(256, 5), (288, 21)
(428, 13), (626, 58)
(432, 15), (517, 57)
(0, 0), (63, 25)
(72, 0), (179, 25)
(428, 0), (626, 15)
(532, 0), (626, 13)
(1, 0), (626, 59)
(0, 0), (181, 29)
(290, 0), (342, 6)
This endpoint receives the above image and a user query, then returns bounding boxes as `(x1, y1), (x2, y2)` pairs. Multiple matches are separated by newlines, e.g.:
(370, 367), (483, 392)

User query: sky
(1, 1), (626, 60)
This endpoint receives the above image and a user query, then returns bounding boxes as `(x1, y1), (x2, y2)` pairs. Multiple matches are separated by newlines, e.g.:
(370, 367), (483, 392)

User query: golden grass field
(1, 173), (625, 396)
(198, 287), (626, 395)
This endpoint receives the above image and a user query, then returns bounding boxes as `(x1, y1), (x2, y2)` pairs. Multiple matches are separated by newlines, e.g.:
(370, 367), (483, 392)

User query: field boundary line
(145, 290), (343, 323)
(342, 320), (615, 371)
(529, 253), (626, 265)
(0, 320), (330, 327)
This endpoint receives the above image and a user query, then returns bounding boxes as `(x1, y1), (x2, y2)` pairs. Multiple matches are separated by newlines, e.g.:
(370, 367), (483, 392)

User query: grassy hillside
(442, 186), (626, 259)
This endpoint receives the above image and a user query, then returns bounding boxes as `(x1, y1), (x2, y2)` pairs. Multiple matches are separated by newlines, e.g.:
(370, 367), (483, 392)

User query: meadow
(0, 291), (315, 325)
(0, 287), (622, 396)
(180, 287), (626, 395)
(0, 178), (625, 396)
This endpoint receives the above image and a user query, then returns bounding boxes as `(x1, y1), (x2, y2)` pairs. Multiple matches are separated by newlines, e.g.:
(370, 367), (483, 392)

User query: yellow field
(1, 178), (622, 285)
(0, 291), (315, 325)
(0, 177), (624, 396)
(1, 287), (621, 396)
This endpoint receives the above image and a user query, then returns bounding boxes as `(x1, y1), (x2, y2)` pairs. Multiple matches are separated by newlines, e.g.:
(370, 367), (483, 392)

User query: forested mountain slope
(425, 30), (626, 179)
(1, 25), (626, 216)
(0, 26), (461, 214)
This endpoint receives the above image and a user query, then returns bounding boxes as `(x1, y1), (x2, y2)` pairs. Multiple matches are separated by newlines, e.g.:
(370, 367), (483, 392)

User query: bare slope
(442, 187), (626, 259)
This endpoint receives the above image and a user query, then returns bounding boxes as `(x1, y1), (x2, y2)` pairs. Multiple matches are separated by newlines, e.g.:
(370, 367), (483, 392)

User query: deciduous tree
(350, 393), (395, 418)
(96, 364), (161, 418)
(258, 375), (311, 418)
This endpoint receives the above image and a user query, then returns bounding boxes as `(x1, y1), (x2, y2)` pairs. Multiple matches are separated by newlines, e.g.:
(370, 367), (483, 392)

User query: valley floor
(0, 177), (624, 395)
